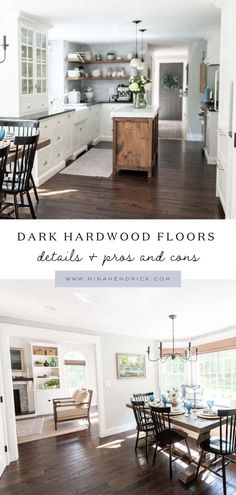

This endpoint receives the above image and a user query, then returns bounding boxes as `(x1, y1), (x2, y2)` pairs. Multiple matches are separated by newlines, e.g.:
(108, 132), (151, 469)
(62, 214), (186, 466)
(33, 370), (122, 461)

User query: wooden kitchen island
(111, 105), (159, 178)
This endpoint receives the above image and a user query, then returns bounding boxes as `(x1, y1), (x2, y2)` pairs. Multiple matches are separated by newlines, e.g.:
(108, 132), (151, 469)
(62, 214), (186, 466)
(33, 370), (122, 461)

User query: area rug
(60, 148), (112, 177)
(17, 410), (98, 444)
(17, 417), (44, 438)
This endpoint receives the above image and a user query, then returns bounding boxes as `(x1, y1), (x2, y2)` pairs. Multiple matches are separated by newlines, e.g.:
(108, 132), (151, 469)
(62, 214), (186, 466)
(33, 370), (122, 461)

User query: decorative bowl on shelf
(107, 52), (115, 60)
(91, 69), (102, 77)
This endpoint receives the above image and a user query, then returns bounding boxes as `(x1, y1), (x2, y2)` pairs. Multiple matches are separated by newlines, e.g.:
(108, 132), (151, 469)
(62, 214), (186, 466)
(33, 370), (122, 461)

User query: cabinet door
(35, 389), (59, 415)
(63, 112), (73, 159)
(35, 31), (47, 96)
(20, 26), (34, 97)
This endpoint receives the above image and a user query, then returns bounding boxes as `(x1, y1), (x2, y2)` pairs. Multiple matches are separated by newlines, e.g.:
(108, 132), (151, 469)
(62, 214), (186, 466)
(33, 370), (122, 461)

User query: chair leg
(13, 195), (19, 219)
(135, 430), (140, 451)
(169, 444), (173, 479)
(152, 443), (158, 466)
(31, 175), (39, 203)
(185, 438), (192, 461)
(222, 455), (227, 495)
(145, 433), (148, 460)
(195, 449), (204, 479)
(26, 191), (36, 219)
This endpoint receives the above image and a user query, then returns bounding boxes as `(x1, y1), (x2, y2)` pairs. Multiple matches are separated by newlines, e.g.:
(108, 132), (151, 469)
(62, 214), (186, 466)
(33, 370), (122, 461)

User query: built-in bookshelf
(32, 345), (60, 390)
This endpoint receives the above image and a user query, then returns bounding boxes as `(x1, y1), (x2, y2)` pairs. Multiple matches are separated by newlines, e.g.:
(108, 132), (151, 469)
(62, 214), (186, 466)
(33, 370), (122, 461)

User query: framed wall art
(116, 353), (146, 379)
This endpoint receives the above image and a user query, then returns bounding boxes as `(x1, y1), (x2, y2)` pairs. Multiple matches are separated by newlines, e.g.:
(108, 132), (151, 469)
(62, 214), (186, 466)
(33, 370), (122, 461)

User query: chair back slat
(4, 133), (39, 194)
(218, 408), (236, 454)
(133, 392), (154, 402)
(0, 119), (39, 137)
(0, 143), (10, 189)
(151, 406), (171, 435)
(131, 401), (151, 430)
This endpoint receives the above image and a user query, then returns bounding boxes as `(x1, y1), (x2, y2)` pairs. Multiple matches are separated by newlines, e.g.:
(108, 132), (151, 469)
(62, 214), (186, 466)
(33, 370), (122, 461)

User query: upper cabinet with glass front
(19, 14), (49, 115)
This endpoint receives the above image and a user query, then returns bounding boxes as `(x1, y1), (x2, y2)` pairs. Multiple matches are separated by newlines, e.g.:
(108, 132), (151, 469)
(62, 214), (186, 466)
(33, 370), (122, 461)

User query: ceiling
(4, 0), (220, 43)
(0, 280), (235, 341)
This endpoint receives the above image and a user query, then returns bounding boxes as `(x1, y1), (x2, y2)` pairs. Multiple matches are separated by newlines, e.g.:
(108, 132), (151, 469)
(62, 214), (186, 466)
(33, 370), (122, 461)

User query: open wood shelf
(67, 58), (130, 64)
(66, 76), (129, 81)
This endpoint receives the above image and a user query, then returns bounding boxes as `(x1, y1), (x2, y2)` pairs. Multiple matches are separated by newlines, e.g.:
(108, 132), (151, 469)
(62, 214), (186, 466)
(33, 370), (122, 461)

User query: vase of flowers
(166, 387), (181, 407)
(129, 75), (152, 109)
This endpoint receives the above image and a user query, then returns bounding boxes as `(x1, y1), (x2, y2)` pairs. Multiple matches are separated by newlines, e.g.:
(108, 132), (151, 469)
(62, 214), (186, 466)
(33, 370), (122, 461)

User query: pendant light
(147, 315), (198, 363)
(130, 20), (142, 68)
(137, 28), (146, 71)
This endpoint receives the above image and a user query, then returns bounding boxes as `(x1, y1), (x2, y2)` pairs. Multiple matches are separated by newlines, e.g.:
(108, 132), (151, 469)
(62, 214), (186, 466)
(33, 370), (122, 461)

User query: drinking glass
(207, 400), (214, 413)
(0, 129), (5, 141)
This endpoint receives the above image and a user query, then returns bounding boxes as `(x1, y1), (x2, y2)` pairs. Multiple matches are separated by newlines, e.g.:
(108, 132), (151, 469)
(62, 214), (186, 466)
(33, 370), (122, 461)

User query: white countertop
(111, 105), (159, 119)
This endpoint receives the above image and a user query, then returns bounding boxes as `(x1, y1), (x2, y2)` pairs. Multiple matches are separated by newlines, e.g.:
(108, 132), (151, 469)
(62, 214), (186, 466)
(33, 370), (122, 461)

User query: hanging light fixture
(130, 20), (142, 68)
(137, 28), (147, 71)
(147, 315), (198, 363)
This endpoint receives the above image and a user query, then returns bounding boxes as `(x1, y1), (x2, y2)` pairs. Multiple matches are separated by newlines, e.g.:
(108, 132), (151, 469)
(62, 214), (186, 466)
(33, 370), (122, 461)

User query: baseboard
(100, 421), (135, 438)
(216, 185), (226, 213)
(204, 148), (217, 165)
(71, 145), (88, 160)
(100, 135), (112, 142)
(186, 132), (202, 142)
(38, 159), (65, 186)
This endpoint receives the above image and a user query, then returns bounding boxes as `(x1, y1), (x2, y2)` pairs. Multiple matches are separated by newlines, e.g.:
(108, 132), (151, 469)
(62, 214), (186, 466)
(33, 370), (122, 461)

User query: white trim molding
(100, 422), (135, 438)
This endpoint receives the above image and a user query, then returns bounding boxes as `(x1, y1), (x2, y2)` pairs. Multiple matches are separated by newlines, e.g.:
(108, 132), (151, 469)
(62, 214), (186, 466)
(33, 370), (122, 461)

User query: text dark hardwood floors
(31, 140), (224, 220)
(0, 423), (235, 495)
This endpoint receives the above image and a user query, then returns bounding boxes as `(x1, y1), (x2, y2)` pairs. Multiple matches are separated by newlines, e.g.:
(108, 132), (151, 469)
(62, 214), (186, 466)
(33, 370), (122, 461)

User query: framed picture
(116, 353), (146, 379)
(10, 348), (24, 371)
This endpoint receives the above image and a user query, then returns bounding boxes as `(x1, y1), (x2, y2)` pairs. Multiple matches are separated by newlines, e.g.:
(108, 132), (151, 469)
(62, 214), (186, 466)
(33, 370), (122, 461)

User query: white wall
(0, 13), (20, 116)
(186, 39), (207, 141)
(100, 333), (159, 436)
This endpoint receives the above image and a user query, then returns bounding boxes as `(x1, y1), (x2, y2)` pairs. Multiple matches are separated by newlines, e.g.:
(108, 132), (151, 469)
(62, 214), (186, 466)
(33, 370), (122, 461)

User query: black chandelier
(147, 314), (198, 363)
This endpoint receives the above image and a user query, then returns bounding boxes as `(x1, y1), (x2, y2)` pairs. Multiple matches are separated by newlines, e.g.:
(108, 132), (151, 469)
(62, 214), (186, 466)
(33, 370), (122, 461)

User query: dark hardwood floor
(1, 422), (235, 495)
(12, 139), (224, 220)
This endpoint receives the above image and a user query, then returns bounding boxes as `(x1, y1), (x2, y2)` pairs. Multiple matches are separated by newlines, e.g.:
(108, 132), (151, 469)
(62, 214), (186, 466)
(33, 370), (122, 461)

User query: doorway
(159, 62), (185, 140)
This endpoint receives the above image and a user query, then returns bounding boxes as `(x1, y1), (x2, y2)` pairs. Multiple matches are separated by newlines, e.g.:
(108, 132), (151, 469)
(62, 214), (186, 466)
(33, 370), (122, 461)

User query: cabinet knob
(57, 136), (60, 141)
(43, 160), (48, 166)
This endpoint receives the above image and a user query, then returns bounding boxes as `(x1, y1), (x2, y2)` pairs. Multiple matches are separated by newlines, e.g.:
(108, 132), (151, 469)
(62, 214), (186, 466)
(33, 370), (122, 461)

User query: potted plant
(128, 75), (152, 108)
(44, 379), (60, 389)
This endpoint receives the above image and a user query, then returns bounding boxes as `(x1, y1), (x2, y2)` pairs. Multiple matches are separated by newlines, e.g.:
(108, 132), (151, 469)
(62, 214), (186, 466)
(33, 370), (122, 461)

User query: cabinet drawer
(52, 143), (64, 165)
(39, 119), (53, 138)
(37, 146), (52, 173)
(51, 130), (63, 146)
(20, 99), (35, 116)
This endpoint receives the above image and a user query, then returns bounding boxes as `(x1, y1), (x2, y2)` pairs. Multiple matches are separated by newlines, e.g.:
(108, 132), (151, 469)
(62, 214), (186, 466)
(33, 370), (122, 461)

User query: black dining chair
(195, 408), (236, 495)
(133, 392), (154, 402)
(0, 119), (40, 203)
(0, 132), (39, 218)
(151, 406), (192, 479)
(0, 142), (10, 193)
(131, 400), (155, 460)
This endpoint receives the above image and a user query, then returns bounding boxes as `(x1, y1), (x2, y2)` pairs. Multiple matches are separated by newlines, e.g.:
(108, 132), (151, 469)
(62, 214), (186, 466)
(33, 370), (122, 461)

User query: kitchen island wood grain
(112, 105), (159, 178)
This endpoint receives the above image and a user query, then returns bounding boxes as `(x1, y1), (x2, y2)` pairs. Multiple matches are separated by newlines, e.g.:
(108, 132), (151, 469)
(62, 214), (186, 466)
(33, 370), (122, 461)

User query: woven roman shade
(197, 337), (236, 355)
(64, 360), (86, 366)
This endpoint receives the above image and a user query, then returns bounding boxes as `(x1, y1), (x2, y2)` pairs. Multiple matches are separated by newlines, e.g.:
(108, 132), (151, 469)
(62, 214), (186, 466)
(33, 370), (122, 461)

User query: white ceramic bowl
(68, 70), (79, 78)
(91, 69), (101, 77)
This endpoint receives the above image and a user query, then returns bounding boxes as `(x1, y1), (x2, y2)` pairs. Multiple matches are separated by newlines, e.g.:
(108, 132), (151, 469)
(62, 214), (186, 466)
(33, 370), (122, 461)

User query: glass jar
(133, 92), (146, 109)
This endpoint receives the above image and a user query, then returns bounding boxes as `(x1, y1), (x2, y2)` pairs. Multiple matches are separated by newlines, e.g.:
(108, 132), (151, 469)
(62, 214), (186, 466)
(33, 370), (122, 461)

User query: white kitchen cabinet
(18, 13), (49, 115)
(205, 30), (221, 65)
(100, 103), (125, 140)
(204, 111), (218, 164)
(33, 111), (74, 185)
(87, 105), (101, 144)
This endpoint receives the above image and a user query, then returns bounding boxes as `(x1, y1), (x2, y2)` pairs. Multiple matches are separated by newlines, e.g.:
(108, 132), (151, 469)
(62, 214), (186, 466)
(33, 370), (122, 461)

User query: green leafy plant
(162, 73), (180, 91)
(44, 379), (60, 388)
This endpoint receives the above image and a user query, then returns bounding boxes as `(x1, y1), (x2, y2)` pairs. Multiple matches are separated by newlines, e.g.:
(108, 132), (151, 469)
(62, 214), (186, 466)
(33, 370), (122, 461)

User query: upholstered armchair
(53, 389), (93, 430)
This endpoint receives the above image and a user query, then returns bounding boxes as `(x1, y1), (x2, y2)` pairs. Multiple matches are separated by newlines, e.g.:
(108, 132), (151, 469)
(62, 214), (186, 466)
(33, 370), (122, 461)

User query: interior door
(159, 63), (183, 120)
(0, 358), (7, 477)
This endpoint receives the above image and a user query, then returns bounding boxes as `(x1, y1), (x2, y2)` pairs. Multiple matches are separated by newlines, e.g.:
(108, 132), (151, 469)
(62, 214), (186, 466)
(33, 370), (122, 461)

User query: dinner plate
(197, 412), (219, 420)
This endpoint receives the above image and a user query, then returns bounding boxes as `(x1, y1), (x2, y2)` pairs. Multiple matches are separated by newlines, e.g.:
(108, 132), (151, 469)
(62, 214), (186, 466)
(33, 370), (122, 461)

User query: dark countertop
(0, 101), (131, 122)
(0, 108), (75, 122)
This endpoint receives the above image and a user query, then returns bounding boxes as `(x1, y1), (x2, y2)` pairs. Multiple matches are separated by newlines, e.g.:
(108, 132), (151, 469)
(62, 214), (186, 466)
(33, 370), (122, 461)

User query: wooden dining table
(126, 402), (226, 485)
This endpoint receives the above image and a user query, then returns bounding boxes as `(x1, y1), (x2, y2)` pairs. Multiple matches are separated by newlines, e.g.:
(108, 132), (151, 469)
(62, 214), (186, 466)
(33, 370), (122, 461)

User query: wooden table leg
(178, 430), (211, 485)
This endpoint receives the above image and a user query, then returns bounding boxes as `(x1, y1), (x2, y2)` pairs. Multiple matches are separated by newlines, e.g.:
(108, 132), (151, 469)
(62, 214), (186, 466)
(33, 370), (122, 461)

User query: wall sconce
(0, 36), (9, 64)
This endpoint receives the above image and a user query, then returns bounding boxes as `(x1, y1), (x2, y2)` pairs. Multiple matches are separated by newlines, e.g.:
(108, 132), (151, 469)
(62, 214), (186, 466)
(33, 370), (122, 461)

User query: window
(64, 351), (86, 396)
(161, 359), (187, 391)
(198, 349), (236, 404)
